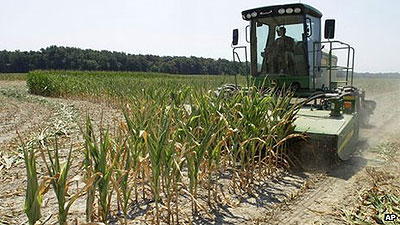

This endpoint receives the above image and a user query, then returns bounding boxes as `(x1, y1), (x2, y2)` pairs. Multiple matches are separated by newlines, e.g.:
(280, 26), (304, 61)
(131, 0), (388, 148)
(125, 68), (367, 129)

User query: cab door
(306, 15), (322, 89)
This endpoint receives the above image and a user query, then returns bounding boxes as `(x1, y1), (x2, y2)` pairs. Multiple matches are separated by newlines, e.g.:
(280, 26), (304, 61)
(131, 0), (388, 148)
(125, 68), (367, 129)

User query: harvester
(230, 3), (376, 167)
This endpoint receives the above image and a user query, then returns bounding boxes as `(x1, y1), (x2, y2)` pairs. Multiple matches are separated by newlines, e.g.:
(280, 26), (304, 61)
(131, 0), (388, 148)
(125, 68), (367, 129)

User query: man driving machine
(274, 26), (295, 75)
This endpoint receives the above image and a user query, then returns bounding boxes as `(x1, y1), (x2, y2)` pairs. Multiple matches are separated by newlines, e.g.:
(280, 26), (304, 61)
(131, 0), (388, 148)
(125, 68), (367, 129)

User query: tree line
(0, 45), (247, 75)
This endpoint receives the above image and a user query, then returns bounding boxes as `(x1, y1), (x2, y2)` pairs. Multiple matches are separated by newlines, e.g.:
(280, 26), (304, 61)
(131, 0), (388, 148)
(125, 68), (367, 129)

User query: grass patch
(0, 73), (27, 80)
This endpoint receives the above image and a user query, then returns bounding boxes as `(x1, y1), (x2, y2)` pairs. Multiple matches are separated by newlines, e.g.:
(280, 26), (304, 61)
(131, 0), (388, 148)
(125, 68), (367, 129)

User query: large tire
(214, 84), (239, 97)
(360, 100), (376, 127)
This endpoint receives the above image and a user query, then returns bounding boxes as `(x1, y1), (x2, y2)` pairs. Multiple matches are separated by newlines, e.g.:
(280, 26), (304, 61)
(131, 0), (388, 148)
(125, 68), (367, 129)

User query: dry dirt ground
(0, 81), (123, 224)
(0, 80), (399, 225)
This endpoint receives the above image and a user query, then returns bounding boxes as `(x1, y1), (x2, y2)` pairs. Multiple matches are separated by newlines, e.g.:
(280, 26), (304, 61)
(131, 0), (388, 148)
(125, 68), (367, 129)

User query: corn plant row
(0, 73), (27, 80)
(24, 70), (300, 224)
(26, 70), (241, 99)
(85, 87), (299, 224)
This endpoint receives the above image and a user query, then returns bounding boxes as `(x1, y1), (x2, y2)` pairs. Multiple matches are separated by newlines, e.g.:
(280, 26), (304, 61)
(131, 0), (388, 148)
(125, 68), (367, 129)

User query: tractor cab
(229, 3), (376, 163)
(234, 3), (355, 97)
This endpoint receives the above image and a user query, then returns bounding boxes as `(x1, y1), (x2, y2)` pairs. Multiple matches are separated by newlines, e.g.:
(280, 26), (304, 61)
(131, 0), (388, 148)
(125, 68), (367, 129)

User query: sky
(0, 0), (399, 73)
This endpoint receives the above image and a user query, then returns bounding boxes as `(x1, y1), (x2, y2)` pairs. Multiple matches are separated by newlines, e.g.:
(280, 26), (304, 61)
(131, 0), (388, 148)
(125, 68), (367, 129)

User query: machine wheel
(214, 83), (241, 97)
(360, 100), (376, 127)
(290, 82), (300, 92)
(360, 112), (370, 127)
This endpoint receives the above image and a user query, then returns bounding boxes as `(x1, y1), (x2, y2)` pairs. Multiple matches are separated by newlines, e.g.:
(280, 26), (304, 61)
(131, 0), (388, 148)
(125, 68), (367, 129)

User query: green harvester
(231, 3), (376, 167)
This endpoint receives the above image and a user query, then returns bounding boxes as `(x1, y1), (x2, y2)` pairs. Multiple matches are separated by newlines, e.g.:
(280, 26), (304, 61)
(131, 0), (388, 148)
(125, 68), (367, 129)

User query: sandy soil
(0, 80), (399, 225)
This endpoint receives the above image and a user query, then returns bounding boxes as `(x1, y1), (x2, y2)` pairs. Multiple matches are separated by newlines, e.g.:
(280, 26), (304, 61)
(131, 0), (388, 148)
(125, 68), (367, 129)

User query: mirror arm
(245, 25), (250, 43)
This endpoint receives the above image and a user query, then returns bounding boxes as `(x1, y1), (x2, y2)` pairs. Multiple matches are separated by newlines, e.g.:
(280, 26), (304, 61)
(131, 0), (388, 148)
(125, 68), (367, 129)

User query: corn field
(22, 70), (301, 224)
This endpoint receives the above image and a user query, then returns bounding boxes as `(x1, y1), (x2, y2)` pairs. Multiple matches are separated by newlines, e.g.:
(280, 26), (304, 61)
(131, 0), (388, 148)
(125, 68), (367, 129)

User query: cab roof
(242, 3), (322, 20)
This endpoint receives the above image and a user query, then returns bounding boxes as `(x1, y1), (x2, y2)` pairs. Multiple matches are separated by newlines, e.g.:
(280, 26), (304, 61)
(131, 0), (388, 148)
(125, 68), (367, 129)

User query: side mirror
(232, 29), (239, 46)
(324, 19), (335, 39)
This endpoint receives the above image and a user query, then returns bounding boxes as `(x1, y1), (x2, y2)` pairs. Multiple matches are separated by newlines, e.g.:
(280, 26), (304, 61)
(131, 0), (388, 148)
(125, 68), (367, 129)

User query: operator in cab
(274, 26), (295, 75)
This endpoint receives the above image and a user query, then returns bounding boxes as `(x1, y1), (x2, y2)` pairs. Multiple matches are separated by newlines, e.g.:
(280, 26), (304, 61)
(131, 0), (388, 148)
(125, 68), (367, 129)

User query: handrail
(312, 40), (355, 90)
(232, 45), (249, 88)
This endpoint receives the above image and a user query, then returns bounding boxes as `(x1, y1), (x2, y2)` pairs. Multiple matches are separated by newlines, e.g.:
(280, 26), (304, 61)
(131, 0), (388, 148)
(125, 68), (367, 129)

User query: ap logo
(384, 214), (398, 221)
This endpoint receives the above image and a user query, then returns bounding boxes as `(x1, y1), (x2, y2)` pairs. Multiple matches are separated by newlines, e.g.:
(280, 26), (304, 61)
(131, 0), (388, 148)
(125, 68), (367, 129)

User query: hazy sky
(1, 0), (399, 72)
